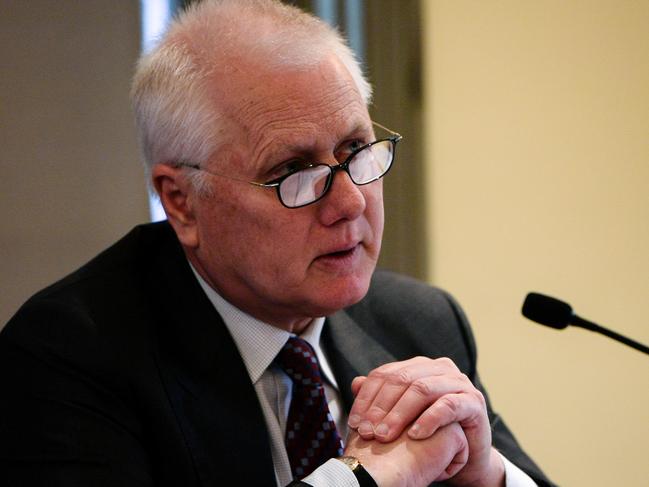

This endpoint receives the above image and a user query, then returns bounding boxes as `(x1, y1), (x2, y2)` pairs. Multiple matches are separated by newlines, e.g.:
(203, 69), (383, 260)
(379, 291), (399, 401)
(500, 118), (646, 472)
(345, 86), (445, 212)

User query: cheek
(200, 195), (313, 270)
(195, 195), (255, 258)
(364, 184), (385, 239)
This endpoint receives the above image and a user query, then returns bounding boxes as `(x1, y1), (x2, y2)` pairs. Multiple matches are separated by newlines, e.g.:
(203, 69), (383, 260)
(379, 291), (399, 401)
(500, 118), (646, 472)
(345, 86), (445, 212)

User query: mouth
(314, 243), (362, 268)
(327, 245), (358, 257)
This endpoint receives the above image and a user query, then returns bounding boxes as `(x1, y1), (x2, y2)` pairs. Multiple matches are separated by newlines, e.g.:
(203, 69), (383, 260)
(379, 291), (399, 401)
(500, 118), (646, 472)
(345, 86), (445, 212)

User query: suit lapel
(147, 225), (275, 486)
(323, 310), (397, 411)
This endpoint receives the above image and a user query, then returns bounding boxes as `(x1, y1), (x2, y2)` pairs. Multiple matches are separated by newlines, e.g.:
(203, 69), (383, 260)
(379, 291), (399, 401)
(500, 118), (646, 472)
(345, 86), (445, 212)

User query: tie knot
(275, 336), (323, 386)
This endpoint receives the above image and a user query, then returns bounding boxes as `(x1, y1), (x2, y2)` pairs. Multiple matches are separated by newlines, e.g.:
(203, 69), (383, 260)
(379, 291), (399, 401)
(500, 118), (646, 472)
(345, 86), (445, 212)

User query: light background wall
(423, 1), (649, 485)
(0, 1), (148, 326)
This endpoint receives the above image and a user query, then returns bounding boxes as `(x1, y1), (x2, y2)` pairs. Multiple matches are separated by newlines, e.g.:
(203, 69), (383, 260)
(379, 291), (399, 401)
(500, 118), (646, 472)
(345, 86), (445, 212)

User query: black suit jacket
(0, 222), (554, 486)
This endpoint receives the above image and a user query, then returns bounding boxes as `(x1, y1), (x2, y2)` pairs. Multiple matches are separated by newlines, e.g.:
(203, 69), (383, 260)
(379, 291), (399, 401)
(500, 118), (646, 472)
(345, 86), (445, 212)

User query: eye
(336, 139), (366, 160)
(270, 159), (312, 179)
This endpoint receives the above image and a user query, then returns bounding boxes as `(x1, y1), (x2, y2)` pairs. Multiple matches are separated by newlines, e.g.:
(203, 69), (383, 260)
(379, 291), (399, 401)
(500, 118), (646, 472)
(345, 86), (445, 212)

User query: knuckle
(437, 357), (454, 367)
(384, 408), (406, 425)
(367, 404), (389, 417)
(438, 357), (460, 372)
(438, 421), (466, 452)
(450, 423), (468, 449)
(353, 393), (377, 408)
(366, 368), (384, 379)
(436, 395), (460, 417)
(473, 389), (487, 408)
(354, 390), (374, 402)
(351, 376), (366, 387)
(410, 378), (434, 397)
(391, 369), (414, 386)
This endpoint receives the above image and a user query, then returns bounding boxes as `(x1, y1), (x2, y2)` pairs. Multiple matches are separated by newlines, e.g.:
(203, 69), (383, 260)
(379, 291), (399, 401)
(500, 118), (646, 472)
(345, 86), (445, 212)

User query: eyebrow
(258, 121), (372, 172)
(290, 122), (372, 153)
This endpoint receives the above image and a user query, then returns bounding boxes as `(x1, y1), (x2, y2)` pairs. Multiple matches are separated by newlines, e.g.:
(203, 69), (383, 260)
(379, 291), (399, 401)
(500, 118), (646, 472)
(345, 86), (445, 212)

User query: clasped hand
(343, 357), (504, 487)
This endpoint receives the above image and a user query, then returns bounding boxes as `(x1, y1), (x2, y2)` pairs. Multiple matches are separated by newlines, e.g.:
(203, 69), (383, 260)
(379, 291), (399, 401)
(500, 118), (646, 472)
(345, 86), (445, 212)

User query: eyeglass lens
(278, 139), (395, 208)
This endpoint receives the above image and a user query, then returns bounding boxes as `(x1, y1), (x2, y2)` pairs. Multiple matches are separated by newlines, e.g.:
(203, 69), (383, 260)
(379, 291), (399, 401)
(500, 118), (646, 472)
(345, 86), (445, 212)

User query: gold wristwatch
(336, 456), (378, 487)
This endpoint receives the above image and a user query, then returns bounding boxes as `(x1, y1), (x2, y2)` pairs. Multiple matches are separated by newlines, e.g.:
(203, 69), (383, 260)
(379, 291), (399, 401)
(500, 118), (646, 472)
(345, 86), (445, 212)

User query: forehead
(218, 56), (371, 169)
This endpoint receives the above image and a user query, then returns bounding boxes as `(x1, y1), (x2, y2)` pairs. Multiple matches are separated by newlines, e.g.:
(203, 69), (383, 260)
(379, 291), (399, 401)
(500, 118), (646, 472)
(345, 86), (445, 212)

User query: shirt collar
(189, 264), (337, 389)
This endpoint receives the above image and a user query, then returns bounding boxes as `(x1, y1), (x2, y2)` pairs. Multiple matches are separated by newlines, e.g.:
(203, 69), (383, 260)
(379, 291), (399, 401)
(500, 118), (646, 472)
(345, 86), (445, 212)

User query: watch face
(338, 456), (361, 471)
(337, 456), (378, 487)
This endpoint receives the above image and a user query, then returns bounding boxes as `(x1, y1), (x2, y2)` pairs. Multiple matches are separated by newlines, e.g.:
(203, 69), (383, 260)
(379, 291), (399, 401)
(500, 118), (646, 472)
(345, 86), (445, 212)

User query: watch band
(336, 456), (378, 487)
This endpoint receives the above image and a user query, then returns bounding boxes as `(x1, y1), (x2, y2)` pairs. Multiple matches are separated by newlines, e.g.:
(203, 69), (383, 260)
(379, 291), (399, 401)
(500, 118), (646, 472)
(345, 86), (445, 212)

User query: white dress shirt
(190, 266), (536, 487)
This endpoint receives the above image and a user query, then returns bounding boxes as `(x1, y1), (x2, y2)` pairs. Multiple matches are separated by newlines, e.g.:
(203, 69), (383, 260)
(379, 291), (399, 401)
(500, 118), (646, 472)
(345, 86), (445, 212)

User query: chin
(318, 271), (373, 313)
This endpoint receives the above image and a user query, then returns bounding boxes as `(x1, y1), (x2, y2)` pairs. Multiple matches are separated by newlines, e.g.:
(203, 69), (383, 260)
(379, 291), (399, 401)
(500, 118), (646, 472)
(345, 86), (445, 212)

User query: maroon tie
(275, 336), (344, 479)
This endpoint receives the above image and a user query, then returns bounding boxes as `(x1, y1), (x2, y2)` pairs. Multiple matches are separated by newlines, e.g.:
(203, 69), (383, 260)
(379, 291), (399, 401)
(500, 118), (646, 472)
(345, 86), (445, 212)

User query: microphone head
(522, 292), (573, 329)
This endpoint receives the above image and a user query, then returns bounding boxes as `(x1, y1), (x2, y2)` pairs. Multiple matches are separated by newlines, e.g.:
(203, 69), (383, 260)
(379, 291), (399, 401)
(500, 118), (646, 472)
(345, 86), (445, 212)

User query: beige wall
(1, 1), (148, 326)
(423, 1), (649, 485)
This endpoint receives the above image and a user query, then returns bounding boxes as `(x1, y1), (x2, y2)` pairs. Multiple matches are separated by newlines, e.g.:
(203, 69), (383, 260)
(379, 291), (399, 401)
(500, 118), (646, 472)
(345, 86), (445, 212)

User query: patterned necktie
(275, 336), (344, 479)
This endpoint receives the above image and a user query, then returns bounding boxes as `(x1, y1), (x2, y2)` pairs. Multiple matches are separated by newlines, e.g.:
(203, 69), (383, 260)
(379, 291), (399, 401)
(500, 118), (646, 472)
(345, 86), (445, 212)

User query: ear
(151, 164), (199, 249)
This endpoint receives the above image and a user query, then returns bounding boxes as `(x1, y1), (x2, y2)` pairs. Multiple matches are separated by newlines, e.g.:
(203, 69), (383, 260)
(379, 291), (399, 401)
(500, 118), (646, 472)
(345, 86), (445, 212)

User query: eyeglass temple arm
(372, 121), (402, 139)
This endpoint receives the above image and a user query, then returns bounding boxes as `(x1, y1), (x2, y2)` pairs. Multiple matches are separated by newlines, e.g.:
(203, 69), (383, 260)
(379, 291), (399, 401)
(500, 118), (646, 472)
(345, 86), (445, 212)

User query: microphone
(522, 292), (649, 356)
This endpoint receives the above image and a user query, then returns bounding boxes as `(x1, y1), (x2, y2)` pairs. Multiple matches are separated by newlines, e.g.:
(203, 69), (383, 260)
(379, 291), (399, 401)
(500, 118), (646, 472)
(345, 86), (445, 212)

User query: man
(0, 1), (553, 486)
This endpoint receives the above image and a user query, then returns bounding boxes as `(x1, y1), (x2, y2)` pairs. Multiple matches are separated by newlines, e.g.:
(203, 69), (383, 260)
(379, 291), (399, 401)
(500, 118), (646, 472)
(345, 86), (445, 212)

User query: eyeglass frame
(172, 121), (402, 209)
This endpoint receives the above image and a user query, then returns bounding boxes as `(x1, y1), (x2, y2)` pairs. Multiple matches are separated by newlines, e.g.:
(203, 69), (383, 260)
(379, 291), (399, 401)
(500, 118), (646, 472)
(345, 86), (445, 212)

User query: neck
(185, 251), (315, 334)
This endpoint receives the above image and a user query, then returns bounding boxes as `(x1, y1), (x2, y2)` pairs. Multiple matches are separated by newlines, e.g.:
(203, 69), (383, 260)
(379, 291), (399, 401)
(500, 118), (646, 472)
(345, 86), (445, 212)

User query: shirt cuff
(301, 458), (359, 487)
(302, 453), (532, 487)
(501, 452), (538, 487)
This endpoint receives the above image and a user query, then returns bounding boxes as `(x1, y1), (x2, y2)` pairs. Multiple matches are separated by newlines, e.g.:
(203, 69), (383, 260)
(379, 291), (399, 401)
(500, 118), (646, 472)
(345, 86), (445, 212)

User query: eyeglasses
(174, 121), (402, 208)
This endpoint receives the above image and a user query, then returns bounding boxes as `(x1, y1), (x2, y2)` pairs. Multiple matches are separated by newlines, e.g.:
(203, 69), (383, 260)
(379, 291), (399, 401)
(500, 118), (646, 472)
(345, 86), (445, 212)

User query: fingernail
(375, 423), (389, 437)
(409, 423), (422, 439)
(358, 421), (374, 437)
(348, 414), (361, 428)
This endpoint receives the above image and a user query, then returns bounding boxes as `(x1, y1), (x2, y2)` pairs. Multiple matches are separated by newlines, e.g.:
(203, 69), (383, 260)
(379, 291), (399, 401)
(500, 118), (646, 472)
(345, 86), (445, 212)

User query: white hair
(131, 0), (372, 191)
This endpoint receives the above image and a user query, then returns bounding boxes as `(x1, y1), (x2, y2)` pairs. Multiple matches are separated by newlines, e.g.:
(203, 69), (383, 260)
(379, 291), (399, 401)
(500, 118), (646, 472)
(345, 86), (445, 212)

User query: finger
(347, 361), (414, 438)
(407, 391), (486, 440)
(349, 361), (428, 435)
(426, 422), (469, 483)
(444, 439), (470, 479)
(435, 424), (469, 481)
(362, 358), (455, 420)
(350, 376), (367, 397)
(373, 374), (469, 442)
(347, 376), (384, 431)
(363, 380), (409, 424)
(349, 357), (461, 431)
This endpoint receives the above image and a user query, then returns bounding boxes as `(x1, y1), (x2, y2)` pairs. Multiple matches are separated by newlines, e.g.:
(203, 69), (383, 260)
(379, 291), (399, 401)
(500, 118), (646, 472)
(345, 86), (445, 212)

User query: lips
(320, 241), (361, 258)
(313, 242), (362, 271)
(324, 242), (360, 255)
(328, 248), (355, 257)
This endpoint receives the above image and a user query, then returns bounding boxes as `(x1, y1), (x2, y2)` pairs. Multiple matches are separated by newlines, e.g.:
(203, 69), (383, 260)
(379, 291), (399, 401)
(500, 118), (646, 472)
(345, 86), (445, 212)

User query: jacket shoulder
(344, 269), (477, 374)
(30, 221), (175, 300)
(0, 221), (179, 371)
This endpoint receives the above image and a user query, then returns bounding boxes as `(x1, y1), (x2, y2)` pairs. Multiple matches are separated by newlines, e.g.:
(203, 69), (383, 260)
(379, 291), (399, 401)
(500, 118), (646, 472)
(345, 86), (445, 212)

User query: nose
(316, 167), (367, 225)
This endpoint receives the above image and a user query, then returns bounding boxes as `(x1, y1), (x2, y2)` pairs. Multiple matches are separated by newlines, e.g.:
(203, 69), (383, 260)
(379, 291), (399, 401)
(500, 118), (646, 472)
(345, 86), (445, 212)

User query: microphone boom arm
(571, 315), (649, 356)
